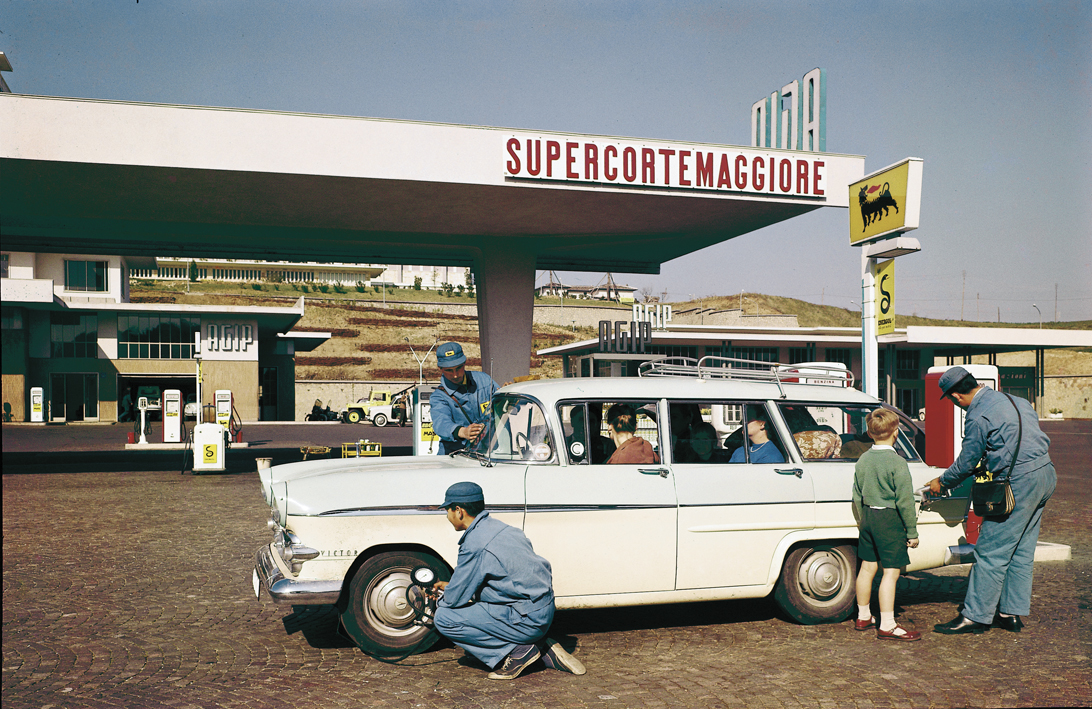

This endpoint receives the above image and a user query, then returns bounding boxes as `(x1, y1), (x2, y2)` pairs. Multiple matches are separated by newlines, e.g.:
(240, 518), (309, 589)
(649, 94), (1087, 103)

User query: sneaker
(487, 644), (541, 680)
(854, 617), (877, 631)
(540, 638), (586, 675)
(877, 624), (922, 641)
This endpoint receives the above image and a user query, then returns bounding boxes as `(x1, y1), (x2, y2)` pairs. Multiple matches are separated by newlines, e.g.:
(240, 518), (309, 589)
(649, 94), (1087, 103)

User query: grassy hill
(130, 280), (1089, 381)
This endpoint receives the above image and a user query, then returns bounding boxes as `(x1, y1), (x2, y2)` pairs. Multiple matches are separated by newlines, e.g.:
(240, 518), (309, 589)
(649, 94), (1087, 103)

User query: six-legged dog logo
(858, 182), (900, 231)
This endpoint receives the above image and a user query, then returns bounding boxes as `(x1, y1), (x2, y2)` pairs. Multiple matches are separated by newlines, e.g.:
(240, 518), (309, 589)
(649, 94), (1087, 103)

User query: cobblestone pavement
(3, 424), (1090, 708)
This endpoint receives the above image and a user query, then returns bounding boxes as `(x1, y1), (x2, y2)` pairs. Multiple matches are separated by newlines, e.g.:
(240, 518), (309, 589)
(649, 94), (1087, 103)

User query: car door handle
(639, 468), (670, 478)
(775, 467), (804, 478)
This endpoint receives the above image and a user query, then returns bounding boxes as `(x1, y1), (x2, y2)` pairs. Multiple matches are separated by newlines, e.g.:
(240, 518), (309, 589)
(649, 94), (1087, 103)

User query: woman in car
(605, 403), (660, 464)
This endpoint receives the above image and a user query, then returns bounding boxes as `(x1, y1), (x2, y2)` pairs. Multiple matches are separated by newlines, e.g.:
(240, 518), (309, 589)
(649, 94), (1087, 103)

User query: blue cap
(938, 366), (972, 399)
(439, 481), (484, 509)
(436, 342), (466, 368)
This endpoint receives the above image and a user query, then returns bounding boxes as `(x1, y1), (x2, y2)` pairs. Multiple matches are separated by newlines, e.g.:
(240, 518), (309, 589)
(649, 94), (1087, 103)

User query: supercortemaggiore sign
(505, 136), (829, 198)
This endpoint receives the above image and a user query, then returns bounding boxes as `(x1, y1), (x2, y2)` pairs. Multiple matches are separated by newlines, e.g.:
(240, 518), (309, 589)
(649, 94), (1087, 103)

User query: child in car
(852, 408), (921, 641)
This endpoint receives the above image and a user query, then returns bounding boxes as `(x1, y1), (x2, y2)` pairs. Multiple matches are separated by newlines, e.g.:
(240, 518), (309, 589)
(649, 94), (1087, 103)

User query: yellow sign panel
(203, 444), (218, 463)
(876, 259), (895, 336)
(420, 422), (439, 442)
(849, 159), (922, 244)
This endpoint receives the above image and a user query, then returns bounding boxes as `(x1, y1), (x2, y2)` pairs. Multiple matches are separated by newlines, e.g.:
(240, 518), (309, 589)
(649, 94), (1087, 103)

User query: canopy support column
(474, 248), (536, 386)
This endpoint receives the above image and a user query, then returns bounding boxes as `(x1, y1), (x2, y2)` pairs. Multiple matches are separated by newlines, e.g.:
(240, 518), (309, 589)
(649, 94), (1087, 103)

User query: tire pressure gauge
(411, 566), (436, 586)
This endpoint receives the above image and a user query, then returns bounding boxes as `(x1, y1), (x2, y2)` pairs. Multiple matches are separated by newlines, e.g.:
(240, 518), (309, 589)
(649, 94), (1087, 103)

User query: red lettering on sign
(506, 138), (521, 174)
(796, 159), (809, 194)
(585, 143), (599, 180)
(779, 159), (792, 193)
(526, 139), (541, 176)
(735, 155), (747, 189)
(813, 161), (825, 195)
(658, 148), (676, 185)
(623, 147), (637, 182)
(642, 148), (656, 184)
(566, 142), (579, 179)
(546, 141), (561, 178)
(678, 150), (691, 186)
(604, 145), (618, 181)
(752, 156), (765, 191)
(696, 152), (714, 187)
(769, 156), (776, 192)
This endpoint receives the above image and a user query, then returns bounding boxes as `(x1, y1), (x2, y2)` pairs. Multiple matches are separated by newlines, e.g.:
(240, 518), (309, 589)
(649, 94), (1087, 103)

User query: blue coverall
(433, 512), (555, 669)
(939, 387), (1056, 624)
(429, 370), (498, 454)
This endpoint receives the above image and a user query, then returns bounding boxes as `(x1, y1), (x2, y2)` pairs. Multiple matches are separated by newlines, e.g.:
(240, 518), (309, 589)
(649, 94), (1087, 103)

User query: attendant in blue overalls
(928, 367), (1056, 634)
(430, 482), (586, 680)
(429, 342), (499, 455)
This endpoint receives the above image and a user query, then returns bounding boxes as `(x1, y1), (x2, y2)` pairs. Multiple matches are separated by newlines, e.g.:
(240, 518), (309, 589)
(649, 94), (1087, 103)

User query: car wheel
(341, 551), (450, 656)
(773, 543), (857, 624)
(373, 413), (388, 427)
(304, 414), (314, 422)
(347, 410), (361, 424)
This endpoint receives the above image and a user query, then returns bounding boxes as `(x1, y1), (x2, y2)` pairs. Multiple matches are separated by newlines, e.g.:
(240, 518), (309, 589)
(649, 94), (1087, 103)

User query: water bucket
(256, 457), (273, 472)
(127, 432), (135, 444)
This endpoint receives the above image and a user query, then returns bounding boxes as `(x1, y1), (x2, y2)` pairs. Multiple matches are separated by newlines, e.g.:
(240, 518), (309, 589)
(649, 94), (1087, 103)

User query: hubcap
(364, 569), (416, 634)
(800, 551), (845, 600)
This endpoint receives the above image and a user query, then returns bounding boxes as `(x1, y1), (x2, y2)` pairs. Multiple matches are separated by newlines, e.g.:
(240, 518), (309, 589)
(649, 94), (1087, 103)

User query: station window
(50, 313), (99, 358)
(825, 348), (854, 371)
(728, 346), (779, 368)
(117, 314), (199, 359)
(64, 260), (108, 292)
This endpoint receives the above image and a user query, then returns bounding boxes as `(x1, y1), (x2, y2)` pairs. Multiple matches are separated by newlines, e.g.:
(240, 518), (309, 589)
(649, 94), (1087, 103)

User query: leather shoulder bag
(970, 393), (1020, 518)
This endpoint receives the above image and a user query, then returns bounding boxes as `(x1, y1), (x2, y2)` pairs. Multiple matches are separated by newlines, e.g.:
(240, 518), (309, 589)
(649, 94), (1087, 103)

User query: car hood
(259, 454), (508, 518)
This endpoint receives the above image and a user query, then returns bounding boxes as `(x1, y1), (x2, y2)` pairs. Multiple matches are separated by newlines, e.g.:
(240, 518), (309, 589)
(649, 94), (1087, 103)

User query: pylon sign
(876, 259), (895, 336)
(849, 158), (923, 245)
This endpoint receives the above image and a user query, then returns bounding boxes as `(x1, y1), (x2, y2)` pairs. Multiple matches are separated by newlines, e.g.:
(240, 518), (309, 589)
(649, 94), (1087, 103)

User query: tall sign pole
(849, 158), (924, 399)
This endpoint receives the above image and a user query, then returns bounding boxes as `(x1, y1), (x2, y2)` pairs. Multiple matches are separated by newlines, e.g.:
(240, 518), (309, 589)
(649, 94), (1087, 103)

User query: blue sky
(3, 1), (1089, 321)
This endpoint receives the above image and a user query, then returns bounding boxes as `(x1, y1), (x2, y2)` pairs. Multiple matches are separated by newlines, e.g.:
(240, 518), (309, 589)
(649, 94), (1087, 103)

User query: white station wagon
(253, 359), (972, 656)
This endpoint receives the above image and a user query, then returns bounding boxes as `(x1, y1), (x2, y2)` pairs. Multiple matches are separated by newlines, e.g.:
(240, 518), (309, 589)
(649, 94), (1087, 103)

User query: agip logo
(858, 182), (899, 231)
(848, 159), (922, 245)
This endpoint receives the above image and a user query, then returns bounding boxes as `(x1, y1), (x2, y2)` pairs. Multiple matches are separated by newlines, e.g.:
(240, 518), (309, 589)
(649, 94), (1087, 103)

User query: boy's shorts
(858, 507), (911, 568)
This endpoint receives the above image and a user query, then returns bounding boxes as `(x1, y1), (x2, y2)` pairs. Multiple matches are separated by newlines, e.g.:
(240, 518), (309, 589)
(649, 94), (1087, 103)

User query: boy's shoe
(877, 624), (922, 641)
(540, 638), (586, 675)
(854, 617), (877, 631)
(487, 644), (541, 680)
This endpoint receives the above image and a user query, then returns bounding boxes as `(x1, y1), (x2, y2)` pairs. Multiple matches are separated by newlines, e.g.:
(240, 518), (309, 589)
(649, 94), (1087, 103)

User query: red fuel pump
(924, 364), (999, 544)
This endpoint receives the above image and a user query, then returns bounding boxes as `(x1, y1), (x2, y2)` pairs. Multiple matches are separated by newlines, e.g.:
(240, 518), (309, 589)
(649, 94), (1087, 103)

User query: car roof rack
(638, 356), (854, 399)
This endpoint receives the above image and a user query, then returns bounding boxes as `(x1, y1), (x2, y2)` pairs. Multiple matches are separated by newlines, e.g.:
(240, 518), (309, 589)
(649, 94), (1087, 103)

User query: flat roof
(1, 94), (864, 274)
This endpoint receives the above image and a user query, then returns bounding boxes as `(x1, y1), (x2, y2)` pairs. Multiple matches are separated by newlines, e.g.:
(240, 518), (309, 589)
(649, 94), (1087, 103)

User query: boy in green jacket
(852, 408), (921, 641)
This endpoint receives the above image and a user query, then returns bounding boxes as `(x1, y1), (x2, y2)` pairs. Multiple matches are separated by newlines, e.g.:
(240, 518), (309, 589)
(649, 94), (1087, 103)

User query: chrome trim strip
(680, 500), (814, 508)
(526, 504), (676, 512)
(317, 504), (525, 517)
(688, 522), (814, 532)
(254, 545), (342, 605)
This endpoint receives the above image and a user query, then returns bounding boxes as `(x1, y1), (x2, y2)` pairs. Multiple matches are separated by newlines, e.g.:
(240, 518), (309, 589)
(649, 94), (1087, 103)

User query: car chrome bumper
(945, 544), (976, 565)
(253, 545), (342, 605)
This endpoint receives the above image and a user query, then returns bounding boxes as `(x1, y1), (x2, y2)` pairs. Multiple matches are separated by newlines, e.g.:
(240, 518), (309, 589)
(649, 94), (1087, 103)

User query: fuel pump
(163, 389), (182, 443)
(137, 396), (150, 445)
(192, 420), (228, 473)
(411, 385), (441, 456)
(30, 387), (44, 423)
(215, 389), (242, 442)
(924, 364), (1000, 546)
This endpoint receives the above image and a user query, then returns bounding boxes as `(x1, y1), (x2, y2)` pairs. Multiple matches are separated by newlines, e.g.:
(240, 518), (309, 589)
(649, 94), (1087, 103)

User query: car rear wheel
(373, 413), (388, 427)
(347, 410), (361, 424)
(341, 550), (449, 656)
(773, 543), (857, 624)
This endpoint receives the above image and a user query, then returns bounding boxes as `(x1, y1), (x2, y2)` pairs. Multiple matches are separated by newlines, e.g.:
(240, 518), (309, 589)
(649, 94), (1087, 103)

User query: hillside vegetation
(130, 281), (1089, 382)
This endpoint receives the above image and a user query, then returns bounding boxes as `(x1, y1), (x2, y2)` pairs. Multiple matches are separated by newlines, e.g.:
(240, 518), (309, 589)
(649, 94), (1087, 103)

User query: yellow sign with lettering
(420, 422), (439, 442)
(876, 259), (895, 336)
(203, 444), (218, 463)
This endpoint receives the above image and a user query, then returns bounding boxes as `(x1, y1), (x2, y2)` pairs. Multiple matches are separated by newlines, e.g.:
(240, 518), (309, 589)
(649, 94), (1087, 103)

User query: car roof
(500, 377), (880, 406)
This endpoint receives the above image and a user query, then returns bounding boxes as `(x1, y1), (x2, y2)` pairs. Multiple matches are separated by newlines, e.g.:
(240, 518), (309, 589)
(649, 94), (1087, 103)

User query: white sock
(858, 605), (873, 622)
(880, 611), (897, 632)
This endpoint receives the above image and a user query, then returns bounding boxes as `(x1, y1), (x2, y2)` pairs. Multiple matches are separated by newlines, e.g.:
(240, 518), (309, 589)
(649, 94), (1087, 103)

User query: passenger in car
(686, 422), (731, 463)
(669, 403), (701, 462)
(729, 412), (785, 464)
(605, 403), (660, 464)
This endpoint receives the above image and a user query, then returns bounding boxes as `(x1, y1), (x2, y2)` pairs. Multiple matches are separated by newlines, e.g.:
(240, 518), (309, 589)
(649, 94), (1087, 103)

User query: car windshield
(468, 394), (555, 463)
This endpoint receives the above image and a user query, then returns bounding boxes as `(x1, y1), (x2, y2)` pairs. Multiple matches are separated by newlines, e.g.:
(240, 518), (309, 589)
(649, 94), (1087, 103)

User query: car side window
(776, 403), (919, 461)
(669, 401), (785, 464)
(559, 401), (658, 465)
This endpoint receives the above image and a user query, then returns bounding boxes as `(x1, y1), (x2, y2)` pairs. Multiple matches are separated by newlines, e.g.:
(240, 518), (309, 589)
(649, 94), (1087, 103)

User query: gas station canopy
(1, 94), (865, 382)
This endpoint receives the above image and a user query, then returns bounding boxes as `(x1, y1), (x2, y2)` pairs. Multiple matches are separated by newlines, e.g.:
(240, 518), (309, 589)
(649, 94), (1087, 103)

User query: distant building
(535, 282), (638, 302)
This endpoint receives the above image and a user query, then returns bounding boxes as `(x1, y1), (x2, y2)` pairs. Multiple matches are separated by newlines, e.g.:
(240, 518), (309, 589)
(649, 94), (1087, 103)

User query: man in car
(431, 482), (586, 680)
(928, 366), (1056, 634)
(429, 342), (499, 455)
